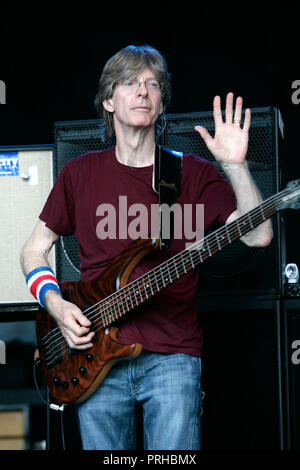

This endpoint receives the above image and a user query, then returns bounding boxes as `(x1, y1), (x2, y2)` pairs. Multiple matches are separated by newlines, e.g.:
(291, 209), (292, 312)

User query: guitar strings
(43, 193), (281, 365)
(42, 190), (287, 365)
(81, 187), (289, 323)
(42, 192), (282, 364)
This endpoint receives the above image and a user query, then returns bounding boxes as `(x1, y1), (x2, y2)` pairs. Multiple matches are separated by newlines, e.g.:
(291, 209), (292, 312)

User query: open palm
(195, 93), (251, 165)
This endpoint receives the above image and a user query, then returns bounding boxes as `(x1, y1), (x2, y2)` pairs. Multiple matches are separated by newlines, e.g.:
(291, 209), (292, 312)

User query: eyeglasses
(120, 78), (163, 94)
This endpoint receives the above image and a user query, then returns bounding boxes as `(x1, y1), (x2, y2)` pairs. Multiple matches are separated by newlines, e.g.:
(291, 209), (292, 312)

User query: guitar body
(36, 237), (158, 404)
(35, 178), (300, 405)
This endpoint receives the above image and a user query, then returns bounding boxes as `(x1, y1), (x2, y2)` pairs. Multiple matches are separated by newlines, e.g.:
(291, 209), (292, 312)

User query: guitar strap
(153, 145), (183, 250)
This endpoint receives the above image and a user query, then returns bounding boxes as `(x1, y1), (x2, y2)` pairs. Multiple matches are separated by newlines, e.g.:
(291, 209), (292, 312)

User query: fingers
(212, 92), (250, 128)
(65, 309), (95, 349)
(72, 308), (92, 329)
(225, 92), (234, 124)
(56, 301), (95, 350)
(194, 125), (214, 149)
(213, 95), (223, 128)
(243, 107), (251, 132)
(233, 95), (243, 125)
(63, 323), (95, 350)
(224, 92), (242, 124)
(66, 329), (95, 350)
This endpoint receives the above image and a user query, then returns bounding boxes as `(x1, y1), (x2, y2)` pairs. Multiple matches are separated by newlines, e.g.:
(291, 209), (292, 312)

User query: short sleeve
(39, 162), (76, 236)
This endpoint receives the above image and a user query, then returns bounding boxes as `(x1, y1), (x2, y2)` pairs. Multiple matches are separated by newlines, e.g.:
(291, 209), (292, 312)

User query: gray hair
(94, 44), (172, 141)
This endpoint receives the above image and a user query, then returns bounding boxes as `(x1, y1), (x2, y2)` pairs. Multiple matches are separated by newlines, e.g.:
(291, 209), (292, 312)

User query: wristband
(26, 266), (61, 308)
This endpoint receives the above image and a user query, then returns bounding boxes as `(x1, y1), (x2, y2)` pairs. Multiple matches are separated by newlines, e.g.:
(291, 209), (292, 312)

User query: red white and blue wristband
(26, 266), (61, 308)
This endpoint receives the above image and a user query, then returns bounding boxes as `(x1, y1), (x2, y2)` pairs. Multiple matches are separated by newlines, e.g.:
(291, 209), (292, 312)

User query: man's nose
(136, 81), (148, 96)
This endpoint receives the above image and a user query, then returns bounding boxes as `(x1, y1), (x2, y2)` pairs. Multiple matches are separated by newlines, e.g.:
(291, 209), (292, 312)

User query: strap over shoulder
(153, 145), (183, 250)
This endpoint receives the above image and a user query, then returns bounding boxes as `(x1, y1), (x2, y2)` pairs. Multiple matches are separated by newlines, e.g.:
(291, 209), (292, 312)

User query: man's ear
(103, 98), (114, 112)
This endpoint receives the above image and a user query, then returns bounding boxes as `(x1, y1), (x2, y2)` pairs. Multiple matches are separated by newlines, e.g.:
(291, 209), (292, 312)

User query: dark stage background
(1, 7), (300, 451)
(1, 8), (299, 263)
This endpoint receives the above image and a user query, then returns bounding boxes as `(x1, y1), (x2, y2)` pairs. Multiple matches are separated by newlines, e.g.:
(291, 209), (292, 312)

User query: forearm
(221, 161), (273, 247)
(20, 220), (57, 275)
(20, 244), (52, 277)
(20, 220), (63, 310)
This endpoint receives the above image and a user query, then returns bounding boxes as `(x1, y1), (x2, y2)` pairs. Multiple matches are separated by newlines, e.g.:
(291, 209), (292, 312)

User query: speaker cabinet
(197, 297), (284, 449)
(53, 108), (284, 297)
(53, 121), (111, 282)
(0, 146), (55, 306)
(161, 108), (284, 297)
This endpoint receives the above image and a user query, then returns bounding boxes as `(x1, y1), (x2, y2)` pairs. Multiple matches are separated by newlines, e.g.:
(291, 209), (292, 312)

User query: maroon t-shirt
(39, 146), (236, 357)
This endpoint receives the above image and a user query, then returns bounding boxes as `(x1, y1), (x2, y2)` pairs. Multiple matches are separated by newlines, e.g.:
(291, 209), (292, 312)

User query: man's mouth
(132, 106), (151, 111)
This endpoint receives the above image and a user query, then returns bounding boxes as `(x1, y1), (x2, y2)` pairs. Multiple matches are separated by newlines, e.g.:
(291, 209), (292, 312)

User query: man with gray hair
(21, 44), (272, 450)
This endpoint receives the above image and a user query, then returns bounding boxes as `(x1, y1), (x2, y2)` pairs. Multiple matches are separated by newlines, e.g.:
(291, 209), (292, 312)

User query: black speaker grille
(54, 120), (110, 282)
(53, 108), (283, 296)
(159, 108), (283, 297)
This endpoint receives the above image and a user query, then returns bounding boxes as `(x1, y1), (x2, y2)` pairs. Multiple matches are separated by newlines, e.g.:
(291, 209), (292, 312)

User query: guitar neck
(93, 188), (287, 328)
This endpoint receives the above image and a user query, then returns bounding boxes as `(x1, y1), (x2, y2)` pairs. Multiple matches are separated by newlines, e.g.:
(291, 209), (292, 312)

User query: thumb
(194, 126), (213, 148)
(72, 306), (91, 327)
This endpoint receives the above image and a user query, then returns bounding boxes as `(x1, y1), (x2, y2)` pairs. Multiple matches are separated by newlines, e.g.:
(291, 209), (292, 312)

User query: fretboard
(88, 188), (288, 328)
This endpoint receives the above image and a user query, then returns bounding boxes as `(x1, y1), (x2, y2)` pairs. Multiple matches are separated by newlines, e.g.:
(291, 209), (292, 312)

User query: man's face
(103, 67), (163, 134)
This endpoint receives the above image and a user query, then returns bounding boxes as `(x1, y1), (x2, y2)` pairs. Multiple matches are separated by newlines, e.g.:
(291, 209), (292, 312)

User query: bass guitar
(35, 180), (300, 404)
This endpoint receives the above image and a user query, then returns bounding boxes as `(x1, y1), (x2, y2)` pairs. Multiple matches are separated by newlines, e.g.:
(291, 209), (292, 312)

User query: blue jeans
(76, 350), (202, 450)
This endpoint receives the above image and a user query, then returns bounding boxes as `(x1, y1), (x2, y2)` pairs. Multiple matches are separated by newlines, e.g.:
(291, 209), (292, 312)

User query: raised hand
(194, 92), (251, 165)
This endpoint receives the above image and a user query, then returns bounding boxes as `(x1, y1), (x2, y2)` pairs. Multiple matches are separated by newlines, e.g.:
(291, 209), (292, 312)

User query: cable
(33, 357), (66, 449)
